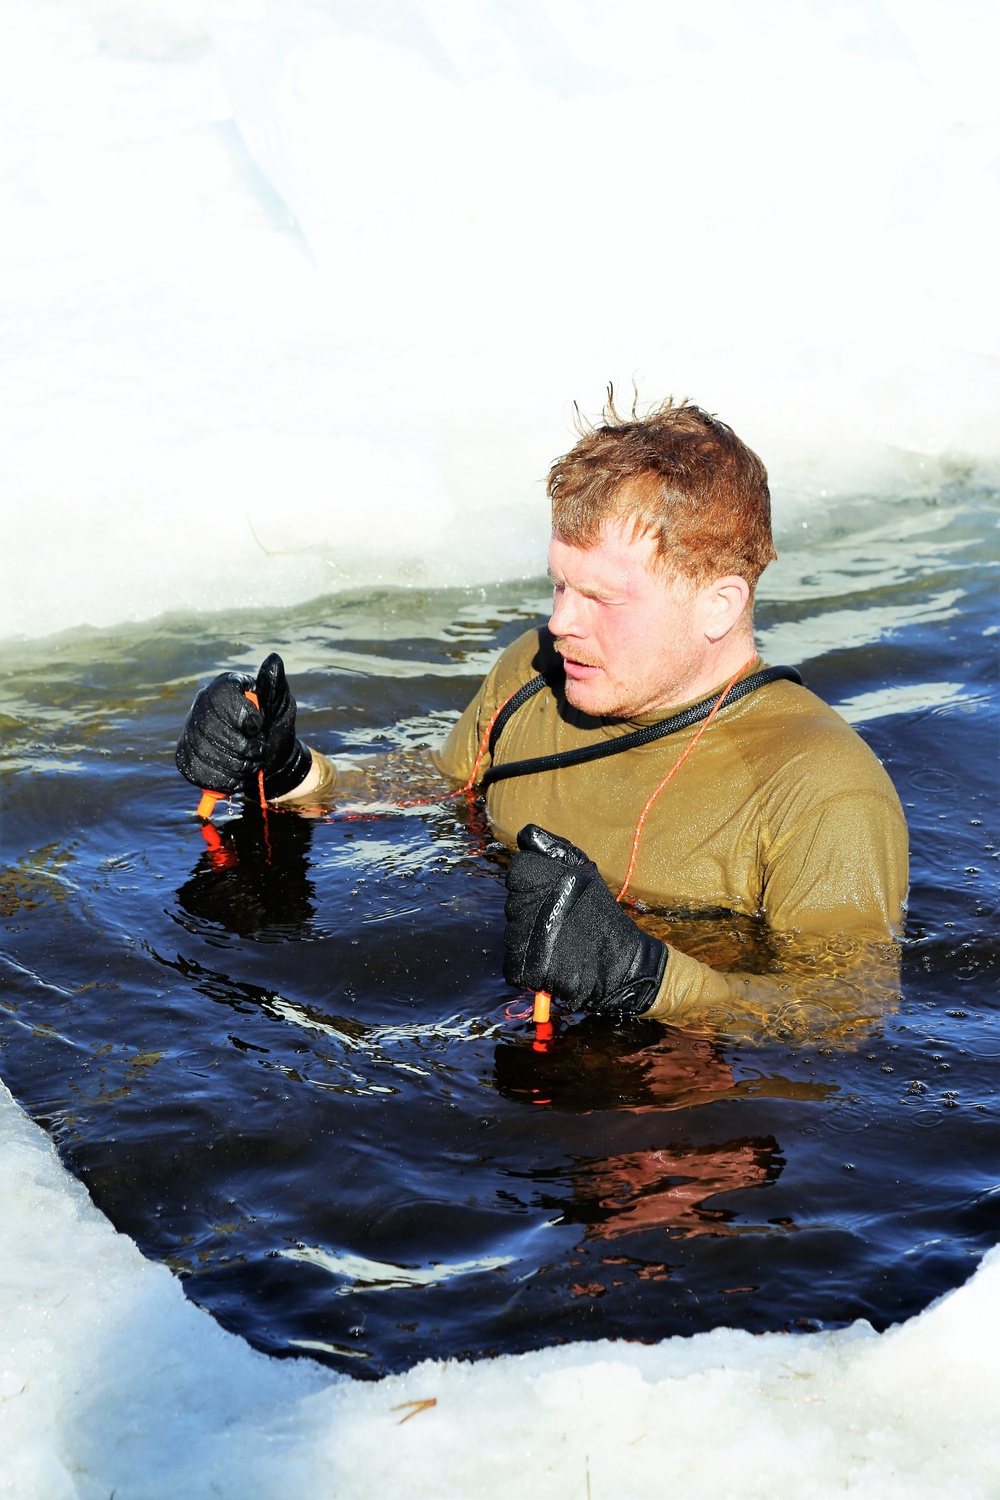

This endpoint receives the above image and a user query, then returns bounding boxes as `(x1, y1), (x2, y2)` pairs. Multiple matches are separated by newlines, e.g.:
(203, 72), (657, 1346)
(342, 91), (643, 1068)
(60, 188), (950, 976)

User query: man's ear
(703, 575), (751, 641)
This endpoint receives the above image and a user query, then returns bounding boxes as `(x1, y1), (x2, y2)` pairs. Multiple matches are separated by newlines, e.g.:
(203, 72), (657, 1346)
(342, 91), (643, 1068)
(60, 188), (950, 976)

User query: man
(176, 398), (908, 1029)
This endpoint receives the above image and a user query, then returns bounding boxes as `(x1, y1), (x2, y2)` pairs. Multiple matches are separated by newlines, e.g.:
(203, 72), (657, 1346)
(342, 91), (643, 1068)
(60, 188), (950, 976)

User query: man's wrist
(270, 748), (321, 803)
(605, 933), (668, 1016)
(641, 943), (737, 1022)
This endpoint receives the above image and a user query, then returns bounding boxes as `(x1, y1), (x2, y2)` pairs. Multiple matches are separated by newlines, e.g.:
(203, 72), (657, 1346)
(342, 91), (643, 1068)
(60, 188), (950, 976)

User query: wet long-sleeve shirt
(297, 628), (907, 1028)
(428, 629), (909, 1027)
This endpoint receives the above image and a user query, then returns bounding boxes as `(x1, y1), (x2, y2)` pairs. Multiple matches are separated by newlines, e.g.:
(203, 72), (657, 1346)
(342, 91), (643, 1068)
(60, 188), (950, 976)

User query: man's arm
(433, 629), (543, 784)
(643, 785), (908, 1031)
(176, 623), (545, 811)
(282, 638), (531, 808)
(504, 781), (908, 1039)
(643, 923), (903, 1040)
(270, 748), (336, 805)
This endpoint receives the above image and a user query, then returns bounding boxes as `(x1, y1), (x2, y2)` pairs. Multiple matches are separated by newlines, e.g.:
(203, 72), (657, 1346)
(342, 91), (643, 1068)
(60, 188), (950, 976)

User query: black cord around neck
(479, 665), (803, 790)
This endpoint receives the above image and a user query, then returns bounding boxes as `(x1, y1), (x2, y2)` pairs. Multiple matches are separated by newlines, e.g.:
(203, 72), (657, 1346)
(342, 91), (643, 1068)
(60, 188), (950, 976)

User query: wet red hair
(547, 394), (776, 591)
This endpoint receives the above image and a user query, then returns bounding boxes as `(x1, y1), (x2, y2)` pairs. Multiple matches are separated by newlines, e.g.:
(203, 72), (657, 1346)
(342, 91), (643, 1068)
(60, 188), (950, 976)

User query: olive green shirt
(431, 629), (909, 1024)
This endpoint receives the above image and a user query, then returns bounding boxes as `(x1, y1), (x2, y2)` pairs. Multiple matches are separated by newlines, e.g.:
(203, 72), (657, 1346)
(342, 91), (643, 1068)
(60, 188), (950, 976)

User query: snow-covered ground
(3, 1079), (999, 1500)
(2, 4), (998, 1494)
(1, 0), (998, 639)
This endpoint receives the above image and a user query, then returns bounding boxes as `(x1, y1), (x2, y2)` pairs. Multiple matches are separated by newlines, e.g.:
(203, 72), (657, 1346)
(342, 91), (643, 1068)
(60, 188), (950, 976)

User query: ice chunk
(2, 1077), (999, 1498)
(2, 2), (1000, 639)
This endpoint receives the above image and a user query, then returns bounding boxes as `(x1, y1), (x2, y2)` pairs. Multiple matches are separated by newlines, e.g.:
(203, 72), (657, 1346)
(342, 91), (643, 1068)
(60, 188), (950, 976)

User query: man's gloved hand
(503, 824), (668, 1015)
(175, 652), (312, 800)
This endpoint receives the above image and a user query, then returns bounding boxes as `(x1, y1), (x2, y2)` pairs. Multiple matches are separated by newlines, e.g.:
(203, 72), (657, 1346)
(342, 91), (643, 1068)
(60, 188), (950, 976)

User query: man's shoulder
(734, 676), (904, 807)
(749, 676), (851, 732)
(486, 627), (560, 701)
(750, 676), (864, 738)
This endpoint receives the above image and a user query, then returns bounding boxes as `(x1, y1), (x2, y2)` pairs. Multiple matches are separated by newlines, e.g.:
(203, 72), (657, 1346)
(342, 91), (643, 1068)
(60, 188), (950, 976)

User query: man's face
(547, 523), (710, 718)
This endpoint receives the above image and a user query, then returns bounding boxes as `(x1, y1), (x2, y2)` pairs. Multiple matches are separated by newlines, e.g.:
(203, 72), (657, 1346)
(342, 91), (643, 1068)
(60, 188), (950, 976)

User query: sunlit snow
(3, 1080), (999, 1498)
(1, 0), (998, 638)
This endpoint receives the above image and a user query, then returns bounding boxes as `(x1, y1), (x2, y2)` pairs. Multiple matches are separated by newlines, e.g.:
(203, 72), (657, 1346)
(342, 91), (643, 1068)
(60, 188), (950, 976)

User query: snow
(2, 1078), (998, 1498)
(1, 0), (999, 639)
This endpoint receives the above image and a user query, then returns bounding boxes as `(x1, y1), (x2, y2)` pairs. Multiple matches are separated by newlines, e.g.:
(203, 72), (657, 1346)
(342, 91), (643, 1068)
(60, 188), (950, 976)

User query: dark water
(1, 491), (997, 1378)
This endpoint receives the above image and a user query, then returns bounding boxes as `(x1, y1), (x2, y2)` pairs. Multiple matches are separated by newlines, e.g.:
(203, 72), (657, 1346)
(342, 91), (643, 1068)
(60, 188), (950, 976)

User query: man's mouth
(554, 641), (602, 679)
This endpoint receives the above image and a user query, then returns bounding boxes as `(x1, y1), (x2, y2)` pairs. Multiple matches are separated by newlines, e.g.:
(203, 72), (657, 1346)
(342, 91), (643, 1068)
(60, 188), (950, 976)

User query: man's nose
(548, 587), (581, 637)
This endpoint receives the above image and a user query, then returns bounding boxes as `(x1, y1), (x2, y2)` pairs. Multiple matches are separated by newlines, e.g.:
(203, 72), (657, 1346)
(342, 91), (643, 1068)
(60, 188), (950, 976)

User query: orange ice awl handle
(195, 689), (261, 821)
(532, 991), (551, 1024)
(196, 790), (223, 820)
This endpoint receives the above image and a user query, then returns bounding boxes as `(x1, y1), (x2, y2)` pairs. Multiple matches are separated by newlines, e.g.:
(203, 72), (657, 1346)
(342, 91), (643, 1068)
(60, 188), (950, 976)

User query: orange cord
(192, 666), (752, 1030)
(257, 766), (272, 861)
(523, 660), (754, 1031)
(614, 657), (756, 905)
(393, 692), (521, 810)
(191, 688), (269, 860)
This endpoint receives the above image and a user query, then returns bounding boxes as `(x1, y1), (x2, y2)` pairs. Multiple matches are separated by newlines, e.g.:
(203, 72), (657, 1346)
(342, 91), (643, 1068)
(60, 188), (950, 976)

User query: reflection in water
(494, 1020), (736, 1113)
(176, 808), (317, 939)
(565, 1137), (783, 1241)
(493, 1018), (837, 1113)
(278, 1243), (514, 1293)
(0, 843), (77, 917)
(178, 802), (903, 1046)
(496, 1023), (785, 1242)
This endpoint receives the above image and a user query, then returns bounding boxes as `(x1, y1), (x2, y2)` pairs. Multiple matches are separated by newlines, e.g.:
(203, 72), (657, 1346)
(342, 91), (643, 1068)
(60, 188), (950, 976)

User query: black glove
(503, 824), (668, 1016)
(175, 652), (312, 800)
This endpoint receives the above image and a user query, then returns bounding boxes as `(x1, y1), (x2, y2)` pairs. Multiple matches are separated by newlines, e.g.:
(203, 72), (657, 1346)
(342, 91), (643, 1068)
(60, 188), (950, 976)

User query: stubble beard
(555, 639), (656, 719)
(561, 670), (657, 721)
(557, 642), (707, 720)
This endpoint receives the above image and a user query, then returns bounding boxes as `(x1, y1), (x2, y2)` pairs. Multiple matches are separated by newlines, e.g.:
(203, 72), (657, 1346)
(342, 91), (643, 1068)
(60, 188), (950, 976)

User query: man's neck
(644, 635), (759, 716)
